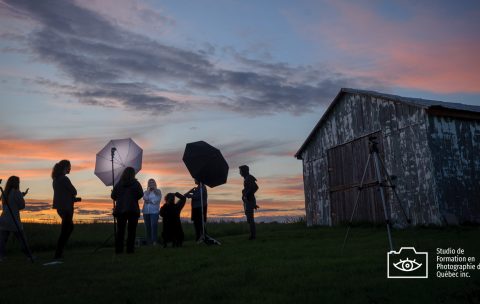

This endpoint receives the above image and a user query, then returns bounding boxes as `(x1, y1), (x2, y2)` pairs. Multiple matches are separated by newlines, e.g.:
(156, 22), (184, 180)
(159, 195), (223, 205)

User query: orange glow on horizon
(16, 196), (304, 224)
(0, 136), (306, 222)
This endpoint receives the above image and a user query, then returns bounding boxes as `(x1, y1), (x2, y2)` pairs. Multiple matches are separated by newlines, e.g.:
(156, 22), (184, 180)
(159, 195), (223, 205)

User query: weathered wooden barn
(295, 88), (480, 227)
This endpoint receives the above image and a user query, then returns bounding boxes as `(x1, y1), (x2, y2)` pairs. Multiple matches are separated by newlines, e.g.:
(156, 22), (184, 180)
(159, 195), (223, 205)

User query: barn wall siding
(303, 158), (330, 226)
(427, 116), (480, 223)
(382, 122), (442, 225)
(301, 93), (442, 226)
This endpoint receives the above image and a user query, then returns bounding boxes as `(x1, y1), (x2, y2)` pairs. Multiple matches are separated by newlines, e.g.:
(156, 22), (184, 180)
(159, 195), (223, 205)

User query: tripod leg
(93, 233), (115, 253)
(342, 154), (372, 253)
(17, 230), (34, 263)
(0, 187), (34, 263)
(113, 215), (117, 245)
(93, 201), (117, 253)
(377, 156), (411, 224)
(372, 152), (394, 251)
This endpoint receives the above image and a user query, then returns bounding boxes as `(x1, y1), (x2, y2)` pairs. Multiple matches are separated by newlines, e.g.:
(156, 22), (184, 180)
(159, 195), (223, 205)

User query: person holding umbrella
(111, 167), (143, 254)
(239, 165), (259, 240)
(0, 176), (31, 261)
(142, 178), (162, 245)
(52, 160), (81, 260)
(185, 179), (208, 242)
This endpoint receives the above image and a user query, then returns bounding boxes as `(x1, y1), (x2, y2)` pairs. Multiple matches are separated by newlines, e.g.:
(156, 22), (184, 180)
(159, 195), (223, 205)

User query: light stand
(199, 182), (205, 241)
(0, 179), (34, 263)
(93, 147), (117, 253)
(111, 147), (117, 238)
(342, 136), (410, 252)
(198, 182), (221, 245)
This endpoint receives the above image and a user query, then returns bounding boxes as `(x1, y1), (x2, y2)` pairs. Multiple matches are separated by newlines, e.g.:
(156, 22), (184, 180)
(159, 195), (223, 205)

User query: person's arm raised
(184, 187), (195, 198)
(15, 190), (25, 210)
(175, 192), (186, 210)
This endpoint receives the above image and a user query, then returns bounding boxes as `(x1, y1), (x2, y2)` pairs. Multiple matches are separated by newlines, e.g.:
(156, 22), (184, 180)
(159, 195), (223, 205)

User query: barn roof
(295, 88), (480, 159)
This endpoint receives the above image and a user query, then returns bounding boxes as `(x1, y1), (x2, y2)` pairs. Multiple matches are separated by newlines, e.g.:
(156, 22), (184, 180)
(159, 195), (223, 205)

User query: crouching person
(160, 192), (186, 247)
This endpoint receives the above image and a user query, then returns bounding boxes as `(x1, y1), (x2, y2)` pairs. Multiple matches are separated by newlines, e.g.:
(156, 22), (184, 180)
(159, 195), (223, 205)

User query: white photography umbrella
(93, 138), (142, 253)
(95, 138), (143, 186)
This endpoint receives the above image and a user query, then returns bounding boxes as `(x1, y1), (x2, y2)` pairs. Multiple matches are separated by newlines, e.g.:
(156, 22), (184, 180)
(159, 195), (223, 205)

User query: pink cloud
(0, 136), (102, 162)
(258, 175), (304, 199)
(0, 135), (104, 180)
(296, 1), (480, 93)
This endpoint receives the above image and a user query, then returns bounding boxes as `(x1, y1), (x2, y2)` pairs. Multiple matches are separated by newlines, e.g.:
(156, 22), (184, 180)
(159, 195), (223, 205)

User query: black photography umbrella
(182, 141), (229, 245)
(182, 141), (229, 188)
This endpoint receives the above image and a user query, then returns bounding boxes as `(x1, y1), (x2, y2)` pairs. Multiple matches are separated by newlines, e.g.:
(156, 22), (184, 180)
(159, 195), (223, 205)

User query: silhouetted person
(111, 167), (143, 254)
(185, 179), (207, 241)
(160, 192), (186, 247)
(142, 178), (162, 245)
(0, 176), (30, 261)
(52, 160), (80, 260)
(239, 165), (259, 240)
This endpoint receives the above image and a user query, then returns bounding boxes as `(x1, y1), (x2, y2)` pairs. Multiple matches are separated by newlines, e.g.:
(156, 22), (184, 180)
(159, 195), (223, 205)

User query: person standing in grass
(0, 176), (30, 261)
(111, 167), (144, 254)
(52, 160), (81, 260)
(239, 165), (259, 240)
(160, 192), (186, 247)
(185, 179), (208, 242)
(142, 178), (162, 245)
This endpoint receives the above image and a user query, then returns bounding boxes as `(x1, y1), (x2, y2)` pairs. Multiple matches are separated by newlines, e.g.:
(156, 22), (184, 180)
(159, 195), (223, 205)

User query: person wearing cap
(239, 165), (259, 240)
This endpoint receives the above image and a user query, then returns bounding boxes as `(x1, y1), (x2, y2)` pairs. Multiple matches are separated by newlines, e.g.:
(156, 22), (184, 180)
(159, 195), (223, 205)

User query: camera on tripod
(368, 135), (379, 153)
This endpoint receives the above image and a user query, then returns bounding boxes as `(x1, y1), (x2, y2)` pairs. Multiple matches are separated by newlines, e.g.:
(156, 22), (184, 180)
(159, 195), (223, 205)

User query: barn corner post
(425, 109), (480, 225)
(296, 88), (480, 227)
(296, 150), (315, 227)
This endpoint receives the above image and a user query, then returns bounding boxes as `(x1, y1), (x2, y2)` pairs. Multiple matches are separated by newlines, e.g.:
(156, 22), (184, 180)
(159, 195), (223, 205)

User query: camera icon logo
(387, 247), (428, 279)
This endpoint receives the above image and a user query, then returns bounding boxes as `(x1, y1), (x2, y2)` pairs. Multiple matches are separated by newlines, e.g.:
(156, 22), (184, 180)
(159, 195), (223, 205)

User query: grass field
(1, 222), (479, 304)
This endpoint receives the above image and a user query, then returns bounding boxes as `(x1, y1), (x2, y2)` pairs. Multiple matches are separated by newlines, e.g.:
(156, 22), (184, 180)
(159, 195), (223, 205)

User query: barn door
(327, 132), (389, 225)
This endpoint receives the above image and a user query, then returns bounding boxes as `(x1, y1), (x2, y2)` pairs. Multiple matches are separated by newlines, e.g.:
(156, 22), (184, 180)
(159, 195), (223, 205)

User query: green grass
(1, 223), (480, 304)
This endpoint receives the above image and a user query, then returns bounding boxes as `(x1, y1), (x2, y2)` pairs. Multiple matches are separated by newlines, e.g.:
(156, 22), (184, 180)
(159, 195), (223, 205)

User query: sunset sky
(1, 0), (479, 222)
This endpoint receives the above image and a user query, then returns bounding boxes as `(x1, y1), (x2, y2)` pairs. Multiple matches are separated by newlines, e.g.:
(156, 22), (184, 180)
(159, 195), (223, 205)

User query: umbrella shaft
(111, 149), (115, 188)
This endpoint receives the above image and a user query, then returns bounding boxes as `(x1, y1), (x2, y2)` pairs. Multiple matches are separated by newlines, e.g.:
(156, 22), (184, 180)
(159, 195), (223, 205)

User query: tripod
(342, 136), (410, 252)
(93, 147), (117, 253)
(0, 179), (35, 263)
